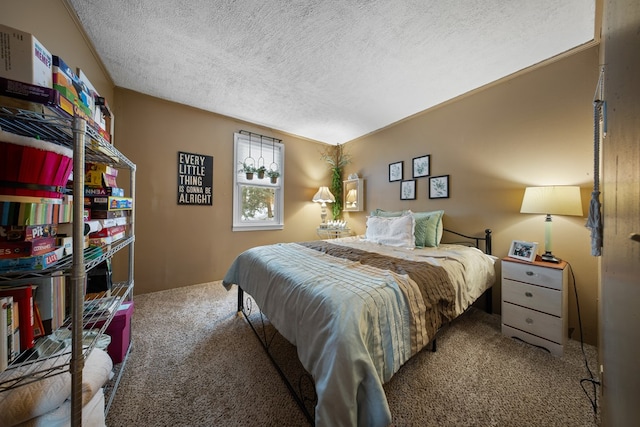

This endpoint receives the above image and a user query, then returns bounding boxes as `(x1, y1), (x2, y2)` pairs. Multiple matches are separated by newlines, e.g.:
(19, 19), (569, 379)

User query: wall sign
(177, 151), (213, 205)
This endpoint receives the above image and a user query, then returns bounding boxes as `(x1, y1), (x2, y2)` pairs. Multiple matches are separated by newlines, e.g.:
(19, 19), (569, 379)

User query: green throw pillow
(412, 210), (444, 247)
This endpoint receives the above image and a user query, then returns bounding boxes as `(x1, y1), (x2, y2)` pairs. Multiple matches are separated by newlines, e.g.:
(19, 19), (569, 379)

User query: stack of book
(83, 163), (131, 248)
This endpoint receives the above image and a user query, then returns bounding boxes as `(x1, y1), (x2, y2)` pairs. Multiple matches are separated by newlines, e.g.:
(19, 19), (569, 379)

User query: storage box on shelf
(0, 102), (135, 424)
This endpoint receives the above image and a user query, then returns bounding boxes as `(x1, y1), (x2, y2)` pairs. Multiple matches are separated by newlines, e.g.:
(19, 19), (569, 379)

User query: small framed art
(429, 175), (449, 199)
(400, 179), (416, 200)
(389, 161), (403, 182)
(508, 240), (538, 262)
(412, 155), (430, 178)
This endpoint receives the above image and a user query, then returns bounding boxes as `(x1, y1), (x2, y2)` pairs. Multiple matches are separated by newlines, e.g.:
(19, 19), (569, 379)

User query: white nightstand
(501, 257), (568, 356)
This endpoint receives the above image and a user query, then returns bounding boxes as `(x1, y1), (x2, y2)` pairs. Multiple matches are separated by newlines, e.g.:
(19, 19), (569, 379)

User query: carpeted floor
(105, 281), (600, 427)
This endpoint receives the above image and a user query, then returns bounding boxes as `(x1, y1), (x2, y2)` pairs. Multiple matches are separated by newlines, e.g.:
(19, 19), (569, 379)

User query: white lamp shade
(520, 186), (583, 216)
(312, 186), (335, 203)
(346, 189), (357, 203)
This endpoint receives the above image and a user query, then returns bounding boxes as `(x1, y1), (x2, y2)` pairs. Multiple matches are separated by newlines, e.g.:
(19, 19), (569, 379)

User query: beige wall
(2, 1), (599, 345)
(113, 89), (332, 293)
(342, 47), (600, 345)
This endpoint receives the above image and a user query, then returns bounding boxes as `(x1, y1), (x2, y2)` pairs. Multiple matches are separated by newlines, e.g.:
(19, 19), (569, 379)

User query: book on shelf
(0, 199), (63, 227)
(0, 285), (35, 353)
(1, 296), (13, 370)
(32, 273), (66, 335)
(33, 302), (45, 339)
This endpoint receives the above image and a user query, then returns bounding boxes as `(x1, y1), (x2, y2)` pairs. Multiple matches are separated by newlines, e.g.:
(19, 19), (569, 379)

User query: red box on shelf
(87, 301), (133, 364)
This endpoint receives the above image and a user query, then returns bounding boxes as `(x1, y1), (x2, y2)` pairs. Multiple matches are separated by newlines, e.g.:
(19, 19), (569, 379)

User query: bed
(222, 210), (496, 427)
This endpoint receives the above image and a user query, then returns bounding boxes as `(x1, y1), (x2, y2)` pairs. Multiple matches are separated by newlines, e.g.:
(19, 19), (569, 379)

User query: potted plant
(256, 165), (267, 179)
(267, 169), (280, 183)
(240, 162), (256, 179)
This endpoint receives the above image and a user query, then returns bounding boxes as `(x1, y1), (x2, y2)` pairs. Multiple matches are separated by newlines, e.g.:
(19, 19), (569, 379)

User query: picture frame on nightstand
(508, 240), (538, 262)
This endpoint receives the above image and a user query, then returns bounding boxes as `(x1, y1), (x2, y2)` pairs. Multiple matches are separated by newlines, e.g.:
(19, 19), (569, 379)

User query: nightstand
(501, 257), (568, 356)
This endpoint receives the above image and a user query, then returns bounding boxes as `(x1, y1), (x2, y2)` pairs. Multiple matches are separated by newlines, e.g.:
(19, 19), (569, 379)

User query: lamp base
(540, 251), (561, 263)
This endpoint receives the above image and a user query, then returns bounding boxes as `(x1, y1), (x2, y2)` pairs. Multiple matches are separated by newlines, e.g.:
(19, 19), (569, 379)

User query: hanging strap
(585, 67), (605, 256)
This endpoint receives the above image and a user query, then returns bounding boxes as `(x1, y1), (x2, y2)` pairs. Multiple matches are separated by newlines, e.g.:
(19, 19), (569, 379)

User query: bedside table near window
(317, 227), (352, 239)
(501, 257), (569, 356)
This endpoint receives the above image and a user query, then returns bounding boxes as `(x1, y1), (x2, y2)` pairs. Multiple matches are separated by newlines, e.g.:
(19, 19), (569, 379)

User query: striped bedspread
(222, 238), (495, 427)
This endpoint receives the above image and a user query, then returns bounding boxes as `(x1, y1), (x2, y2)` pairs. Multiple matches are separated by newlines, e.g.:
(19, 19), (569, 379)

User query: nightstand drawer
(502, 278), (562, 316)
(502, 302), (563, 344)
(502, 261), (563, 290)
(502, 325), (563, 356)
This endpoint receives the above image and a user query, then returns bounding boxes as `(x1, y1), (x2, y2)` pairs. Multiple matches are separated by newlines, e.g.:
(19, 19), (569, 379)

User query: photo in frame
(412, 155), (430, 178)
(508, 240), (538, 262)
(429, 174), (449, 199)
(389, 161), (403, 182)
(400, 179), (416, 200)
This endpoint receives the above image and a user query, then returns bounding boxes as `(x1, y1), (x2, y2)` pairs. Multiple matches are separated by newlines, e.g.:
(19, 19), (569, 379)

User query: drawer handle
(526, 271), (534, 276)
(526, 318), (533, 324)
(525, 292), (533, 297)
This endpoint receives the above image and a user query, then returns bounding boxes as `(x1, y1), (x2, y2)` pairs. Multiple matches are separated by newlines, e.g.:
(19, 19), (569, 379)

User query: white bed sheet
(223, 237), (496, 427)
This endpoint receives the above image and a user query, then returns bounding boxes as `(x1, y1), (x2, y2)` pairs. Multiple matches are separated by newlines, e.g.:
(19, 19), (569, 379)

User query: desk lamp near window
(312, 186), (335, 228)
(520, 186), (583, 263)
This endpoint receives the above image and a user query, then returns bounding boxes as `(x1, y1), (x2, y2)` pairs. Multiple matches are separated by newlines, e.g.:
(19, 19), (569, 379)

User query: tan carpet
(105, 281), (600, 427)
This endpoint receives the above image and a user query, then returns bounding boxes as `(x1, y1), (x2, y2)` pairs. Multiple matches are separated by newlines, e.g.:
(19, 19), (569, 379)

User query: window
(233, 132), (284, 231)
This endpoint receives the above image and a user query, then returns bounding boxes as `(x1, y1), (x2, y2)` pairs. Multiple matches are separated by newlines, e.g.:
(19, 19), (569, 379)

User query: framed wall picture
(389, 161), (403, 182)
(429, 174), (449, 199)
(508, 240), (538, 262)
(400, 179), (416, 200)
(412, 155), (430, 178)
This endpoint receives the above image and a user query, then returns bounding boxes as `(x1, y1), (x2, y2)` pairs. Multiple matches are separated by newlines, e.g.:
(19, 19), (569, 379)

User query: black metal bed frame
(236, 228), (493, 425)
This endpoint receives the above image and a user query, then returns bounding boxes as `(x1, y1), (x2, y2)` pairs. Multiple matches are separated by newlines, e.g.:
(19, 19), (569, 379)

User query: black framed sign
(177, 151), (213, 205)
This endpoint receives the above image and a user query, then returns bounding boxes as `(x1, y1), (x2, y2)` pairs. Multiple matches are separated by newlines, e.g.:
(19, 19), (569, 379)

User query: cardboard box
(0, 237), (56, 258)
(0, 246), (63, 272)
(0, 77), (74, 118)
(0, 24), (52, 88)
(85, 196), (132, 211)
(87, 301), (133, 364)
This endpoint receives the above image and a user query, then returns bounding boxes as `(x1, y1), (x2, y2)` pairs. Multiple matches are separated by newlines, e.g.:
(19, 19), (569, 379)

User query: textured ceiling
(66, 0), (596, 145)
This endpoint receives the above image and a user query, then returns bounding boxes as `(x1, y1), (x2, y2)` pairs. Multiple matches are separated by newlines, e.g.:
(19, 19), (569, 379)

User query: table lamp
(520, 186), (583, 263)
(312, 186), (335, 226)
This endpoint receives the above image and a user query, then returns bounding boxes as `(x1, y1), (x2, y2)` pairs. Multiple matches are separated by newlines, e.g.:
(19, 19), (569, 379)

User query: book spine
(1, 297), (9, 371)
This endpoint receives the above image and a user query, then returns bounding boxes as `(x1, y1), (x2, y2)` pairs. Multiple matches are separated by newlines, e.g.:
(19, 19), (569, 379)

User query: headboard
(442, 228), (492, 255)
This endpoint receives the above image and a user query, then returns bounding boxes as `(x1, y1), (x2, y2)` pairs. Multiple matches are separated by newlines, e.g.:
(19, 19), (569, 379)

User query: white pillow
(0, 348), (113, 426)
(364, 212), (415, 248)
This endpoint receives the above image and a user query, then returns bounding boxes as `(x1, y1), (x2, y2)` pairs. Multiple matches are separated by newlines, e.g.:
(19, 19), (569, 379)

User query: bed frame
(236, 228), (493, 425)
